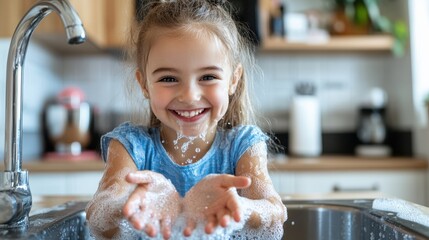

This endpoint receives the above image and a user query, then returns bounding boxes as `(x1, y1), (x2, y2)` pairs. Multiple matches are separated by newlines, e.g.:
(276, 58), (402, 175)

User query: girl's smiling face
(137, 29), (240, 140)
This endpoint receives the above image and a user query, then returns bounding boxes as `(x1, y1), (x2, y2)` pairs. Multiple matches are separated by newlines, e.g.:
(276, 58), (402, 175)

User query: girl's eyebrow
(152, 67), (178, 75)
(152, 66), (224, 75)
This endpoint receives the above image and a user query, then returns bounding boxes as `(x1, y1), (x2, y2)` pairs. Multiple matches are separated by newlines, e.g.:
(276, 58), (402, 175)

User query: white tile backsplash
(62, 55), (131, 115)
(0, 39), (63, 159)
(254, 52), (411, 132)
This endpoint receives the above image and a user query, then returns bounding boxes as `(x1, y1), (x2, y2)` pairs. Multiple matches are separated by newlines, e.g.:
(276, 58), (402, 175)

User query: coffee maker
(42, 87), (99, 161)
(355, 88), (391, 157)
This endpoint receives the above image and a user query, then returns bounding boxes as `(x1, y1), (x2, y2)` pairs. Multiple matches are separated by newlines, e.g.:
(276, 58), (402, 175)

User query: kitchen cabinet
(0, 0), (135, 52)
(270, 170), (427, 205)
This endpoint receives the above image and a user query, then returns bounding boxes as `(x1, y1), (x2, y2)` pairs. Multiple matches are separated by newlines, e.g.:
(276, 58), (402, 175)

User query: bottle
(289, 82), (322, 157)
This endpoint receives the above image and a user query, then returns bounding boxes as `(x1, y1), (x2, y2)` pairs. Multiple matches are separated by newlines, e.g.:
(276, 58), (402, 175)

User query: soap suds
(373, 198), (429, 227)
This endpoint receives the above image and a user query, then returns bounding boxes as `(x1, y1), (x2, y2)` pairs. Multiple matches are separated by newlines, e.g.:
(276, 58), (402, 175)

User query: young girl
(86, 0), (287, 239)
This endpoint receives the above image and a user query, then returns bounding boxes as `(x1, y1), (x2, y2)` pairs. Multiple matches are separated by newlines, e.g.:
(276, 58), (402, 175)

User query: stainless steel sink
(1, 199), (429, 239)
(284, 199), (429, 240)
(0, 201), (90, 239)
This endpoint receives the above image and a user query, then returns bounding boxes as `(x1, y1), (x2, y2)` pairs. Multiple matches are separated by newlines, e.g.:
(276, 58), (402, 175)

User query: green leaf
(375, 16), (391, 32)
(393, 21), (408, 41)
(355, 2), (370, 25)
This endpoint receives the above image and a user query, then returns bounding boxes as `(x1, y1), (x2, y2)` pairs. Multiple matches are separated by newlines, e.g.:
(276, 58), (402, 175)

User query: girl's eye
(159, 76), (177, 82)
(201, 75), (216, 81)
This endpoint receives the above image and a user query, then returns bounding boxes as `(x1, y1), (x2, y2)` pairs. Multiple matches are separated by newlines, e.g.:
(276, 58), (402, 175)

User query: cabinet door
(294, 170), (427, 205)
(0, 0), (135, 50)
(0, 0), (31, 37)
(269, 171), (295, 196)
(103, 0), (135, 48)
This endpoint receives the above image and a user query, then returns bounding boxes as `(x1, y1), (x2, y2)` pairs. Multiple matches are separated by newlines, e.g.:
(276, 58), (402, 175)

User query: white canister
(289, 91), (322, 157)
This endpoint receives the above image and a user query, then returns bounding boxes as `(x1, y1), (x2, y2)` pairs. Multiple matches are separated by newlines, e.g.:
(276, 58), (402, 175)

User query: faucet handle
(0, 193), (17, 223)
(0, 171), (31, 228)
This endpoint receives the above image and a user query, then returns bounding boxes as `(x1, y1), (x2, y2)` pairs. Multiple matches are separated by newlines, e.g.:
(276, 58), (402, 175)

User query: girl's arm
(235, 141), (287, 230)
(85, 140), (138, 238)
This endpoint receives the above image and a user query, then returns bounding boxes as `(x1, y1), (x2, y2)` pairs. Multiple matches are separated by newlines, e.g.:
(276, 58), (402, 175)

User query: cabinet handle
(332, 184), (379, 192)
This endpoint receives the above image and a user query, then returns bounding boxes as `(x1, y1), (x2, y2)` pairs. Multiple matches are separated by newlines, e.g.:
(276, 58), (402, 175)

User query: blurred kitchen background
(1, 0), (429, 204)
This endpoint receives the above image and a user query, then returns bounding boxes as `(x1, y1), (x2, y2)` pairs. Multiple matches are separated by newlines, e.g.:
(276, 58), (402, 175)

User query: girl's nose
(178, 82), (201, 103)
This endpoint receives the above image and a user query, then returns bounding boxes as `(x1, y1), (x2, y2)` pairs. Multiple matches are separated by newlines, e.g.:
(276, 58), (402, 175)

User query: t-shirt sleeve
(231, 125), (269, 166)
(100, 122), (151, 169)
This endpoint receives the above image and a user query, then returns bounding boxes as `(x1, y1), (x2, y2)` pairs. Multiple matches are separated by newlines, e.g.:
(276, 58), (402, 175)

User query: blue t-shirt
(101, 122), (268, 197)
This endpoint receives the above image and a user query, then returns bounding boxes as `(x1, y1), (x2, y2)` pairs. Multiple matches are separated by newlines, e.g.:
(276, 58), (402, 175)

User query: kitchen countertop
(32, 195), (93, 214)
(269, 155), (428, 171)
(7, 155), (427, 172)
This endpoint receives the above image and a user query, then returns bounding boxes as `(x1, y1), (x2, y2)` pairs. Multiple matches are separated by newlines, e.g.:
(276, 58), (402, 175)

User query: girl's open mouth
(171, 108), (208, 122)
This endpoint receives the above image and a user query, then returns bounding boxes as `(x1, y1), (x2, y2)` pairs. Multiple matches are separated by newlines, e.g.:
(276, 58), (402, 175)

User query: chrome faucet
(0, 0), (85, 231)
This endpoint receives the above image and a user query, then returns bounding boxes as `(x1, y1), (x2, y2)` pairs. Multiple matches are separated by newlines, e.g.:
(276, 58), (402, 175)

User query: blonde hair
(128, 0), (259, 129)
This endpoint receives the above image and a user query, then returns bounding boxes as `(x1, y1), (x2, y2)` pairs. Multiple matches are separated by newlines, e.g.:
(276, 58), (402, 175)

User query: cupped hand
(182, 174), (251, 236)
(122, 170), (181, 239)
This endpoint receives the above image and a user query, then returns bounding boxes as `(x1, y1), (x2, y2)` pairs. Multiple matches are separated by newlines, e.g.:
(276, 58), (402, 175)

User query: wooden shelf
(260, 35), (394, 52)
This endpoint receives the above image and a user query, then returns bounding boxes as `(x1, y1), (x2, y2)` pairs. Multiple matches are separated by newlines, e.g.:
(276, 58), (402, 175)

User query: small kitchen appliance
(42, 87), (98, 160)
(355, 88), (391, 157)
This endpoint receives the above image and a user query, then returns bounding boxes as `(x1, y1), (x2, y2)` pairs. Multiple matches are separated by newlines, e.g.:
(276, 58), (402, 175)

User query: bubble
(195, 148), (201, 153)
(373, 198), (429, 227)
(87, 169), (285, 240)
(86, 168), (135, 238)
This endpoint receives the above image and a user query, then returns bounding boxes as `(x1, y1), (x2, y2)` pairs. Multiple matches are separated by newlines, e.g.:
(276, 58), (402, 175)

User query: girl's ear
(136, 70), (150, 99)
(229, 64), (243, 95)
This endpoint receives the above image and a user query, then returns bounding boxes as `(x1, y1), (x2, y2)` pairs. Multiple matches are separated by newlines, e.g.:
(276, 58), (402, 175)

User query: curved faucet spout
(1, 0), (86, 230)
(4, 0), (86, 172)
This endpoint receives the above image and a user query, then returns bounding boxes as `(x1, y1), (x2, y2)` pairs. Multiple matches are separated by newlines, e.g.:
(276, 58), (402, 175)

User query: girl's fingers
(126, 171), (154, 184)
(145, 223), (157, 237)
(220, 175), (251, 189)
(216, 208), (230, 228)
(129, 211), (146, 230)
(160, 218), (172, 239)
(226, 197), (242, 222)
(183, 219), (197, 237)
(205, 215), (218, 234)
(123, 188), (148, 217)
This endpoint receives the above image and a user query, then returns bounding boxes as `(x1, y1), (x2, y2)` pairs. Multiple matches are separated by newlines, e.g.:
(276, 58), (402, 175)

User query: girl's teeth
(176, 109), (204, 118)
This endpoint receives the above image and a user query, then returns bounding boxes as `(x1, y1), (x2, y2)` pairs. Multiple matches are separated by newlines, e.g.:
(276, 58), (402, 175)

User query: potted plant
(329, 0), (408, 56)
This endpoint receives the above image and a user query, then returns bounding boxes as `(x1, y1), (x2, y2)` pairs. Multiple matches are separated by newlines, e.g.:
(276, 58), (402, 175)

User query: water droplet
(195, 148), (201, 153)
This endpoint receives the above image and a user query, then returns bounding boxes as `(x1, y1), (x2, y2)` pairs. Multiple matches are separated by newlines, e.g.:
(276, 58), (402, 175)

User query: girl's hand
(122, 171), (180, 239)
(182, 174), (251, 236)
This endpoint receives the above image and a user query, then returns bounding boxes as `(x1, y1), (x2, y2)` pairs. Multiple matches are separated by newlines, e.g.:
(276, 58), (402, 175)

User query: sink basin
(1, 199), (429, 239)
(0, 201), (91, 239)
(283, 200), (429, 240)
